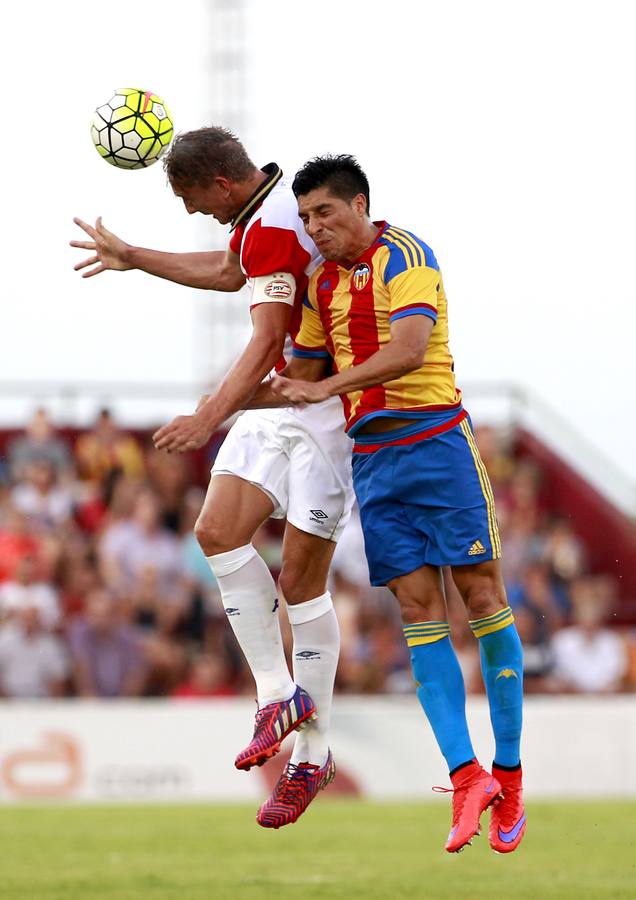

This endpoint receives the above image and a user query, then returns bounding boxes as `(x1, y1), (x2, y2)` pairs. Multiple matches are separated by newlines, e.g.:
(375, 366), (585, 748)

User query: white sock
(206, 544), (296, 708)
(287, 591), (340, 768)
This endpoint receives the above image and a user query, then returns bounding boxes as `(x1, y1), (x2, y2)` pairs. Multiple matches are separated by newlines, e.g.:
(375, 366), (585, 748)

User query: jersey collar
(230, 163), (283, 232)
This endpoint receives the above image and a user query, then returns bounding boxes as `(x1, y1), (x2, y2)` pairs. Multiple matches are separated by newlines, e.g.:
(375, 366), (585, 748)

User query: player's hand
(271, 375), (331, 405)
(70, 216), (133, 277)
(152, 413), (213, 453)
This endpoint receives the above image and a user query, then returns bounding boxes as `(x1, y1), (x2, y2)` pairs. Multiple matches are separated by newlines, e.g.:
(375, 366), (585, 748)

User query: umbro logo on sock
(296, 650), (321, 660)
(468, 539), (487, 556)
(225, 607), (240, 616)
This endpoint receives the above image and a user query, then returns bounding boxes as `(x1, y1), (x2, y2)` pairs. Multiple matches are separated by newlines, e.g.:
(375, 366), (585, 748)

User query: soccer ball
(91, 89), (174, 169)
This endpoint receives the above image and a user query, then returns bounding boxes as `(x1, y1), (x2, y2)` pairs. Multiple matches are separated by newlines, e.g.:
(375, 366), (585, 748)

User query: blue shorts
(351, 414), (501, 586)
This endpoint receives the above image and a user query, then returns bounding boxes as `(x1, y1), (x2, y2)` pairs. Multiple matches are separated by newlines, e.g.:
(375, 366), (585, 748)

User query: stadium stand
(0, 408), (633, 700)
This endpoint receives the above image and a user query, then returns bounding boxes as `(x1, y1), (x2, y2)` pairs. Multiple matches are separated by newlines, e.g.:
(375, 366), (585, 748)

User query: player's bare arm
(152, 301), (291, 453)
(70, 216), (245, 291)
(246, 356), (329, 409)
(273, 316), (434, 405)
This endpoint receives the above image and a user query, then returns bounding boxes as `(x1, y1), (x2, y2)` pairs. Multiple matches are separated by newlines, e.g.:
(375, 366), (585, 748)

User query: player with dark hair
(260, 153), (526, 854)
(71, 128), (353, 828)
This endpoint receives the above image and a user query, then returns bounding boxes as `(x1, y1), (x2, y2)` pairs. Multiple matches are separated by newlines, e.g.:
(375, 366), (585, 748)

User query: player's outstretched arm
(70, 217), (246, 291)
(152, 301), (292, 453)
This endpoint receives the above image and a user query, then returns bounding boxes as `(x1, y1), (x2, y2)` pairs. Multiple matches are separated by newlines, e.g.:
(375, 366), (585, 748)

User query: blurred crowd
(0, 408), (634, 701)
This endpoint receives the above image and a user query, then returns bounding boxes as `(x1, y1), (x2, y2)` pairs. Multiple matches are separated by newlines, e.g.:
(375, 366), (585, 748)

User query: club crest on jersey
(264, 278), (293, 300)
(352, 263), (371, 291)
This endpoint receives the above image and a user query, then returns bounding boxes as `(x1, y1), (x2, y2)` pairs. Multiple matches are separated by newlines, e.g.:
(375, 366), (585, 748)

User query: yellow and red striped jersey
(292, 221), (461, 434)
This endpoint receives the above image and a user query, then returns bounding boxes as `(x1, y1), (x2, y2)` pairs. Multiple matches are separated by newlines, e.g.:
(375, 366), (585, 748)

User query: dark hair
(292, 154), (370, 213)
(163, 126), (256, 187)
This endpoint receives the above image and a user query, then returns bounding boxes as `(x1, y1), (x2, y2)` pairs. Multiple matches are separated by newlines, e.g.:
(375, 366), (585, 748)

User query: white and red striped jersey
(229, 164), (323, 354)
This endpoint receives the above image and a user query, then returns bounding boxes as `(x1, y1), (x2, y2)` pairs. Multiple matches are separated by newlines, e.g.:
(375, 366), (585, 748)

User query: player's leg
(256, 524), (339, 829)
(256, 407), (350, 828)
(439, 415), (524, 851)
(388, 564), (499, 853)
(197, 472), (317, 770)
(195, 472), (296, 708)
(451, 559), (523, 770)
(451, 559), (525, 852)
(387, 564), (475, 773)
(353, 434), (499, 852)
(279, 523), (339, 769)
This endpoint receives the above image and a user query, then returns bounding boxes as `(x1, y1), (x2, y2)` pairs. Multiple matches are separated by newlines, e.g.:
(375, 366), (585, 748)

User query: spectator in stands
(7, 408), (72, 482)
(0, 605), (68, 698)
(0, 505), (42, 583)
(473, 424), (516, 492)
(171, 651), (237, 698)
(11, 458), (74, 532)
(503, 460), (544, 530)
(624, 627), (636, 692)
(508, 561), (568, 626)
(145, 445), (192, 532)
(512, 606), (556, 692)
(68, 588), (145, 698)
(551, 576), (628, 692)
(542, 516), (587, 586)
(0, 413), (631, 700)
(0, 554), (61, 630)
(127, 565), (187, 635)
(126, 565), (188, 695)
(75, 408), (145, 487)
(179, 487), (219, 597)
(58, 553), (101, 619)
(98, 486), (189, 601)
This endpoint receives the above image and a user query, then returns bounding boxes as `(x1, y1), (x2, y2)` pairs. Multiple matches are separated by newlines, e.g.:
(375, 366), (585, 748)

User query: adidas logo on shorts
(468, 540), (487, 556)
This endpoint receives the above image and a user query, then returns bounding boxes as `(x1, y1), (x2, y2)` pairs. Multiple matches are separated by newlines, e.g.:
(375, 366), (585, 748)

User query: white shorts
(211, 397), (354, 542)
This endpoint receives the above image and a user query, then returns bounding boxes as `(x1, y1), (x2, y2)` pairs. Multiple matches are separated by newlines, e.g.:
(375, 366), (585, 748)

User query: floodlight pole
(194, 0), (250, 390)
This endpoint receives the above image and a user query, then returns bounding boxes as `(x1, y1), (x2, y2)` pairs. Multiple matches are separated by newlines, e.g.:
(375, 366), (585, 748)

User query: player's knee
(194, 513), (231, 557)
(462, 577), (507, 620)
(391, 584), (442, 624)
(279, 560), (324, 605)
(278, 562), (304, 604)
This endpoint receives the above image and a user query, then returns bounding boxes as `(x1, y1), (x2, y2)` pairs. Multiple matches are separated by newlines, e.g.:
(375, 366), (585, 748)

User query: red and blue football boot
(434, 760), (502, 853)
(489, 764), (526, 853)
(256, 750), (336, 828)
(234, 685), (316, 771)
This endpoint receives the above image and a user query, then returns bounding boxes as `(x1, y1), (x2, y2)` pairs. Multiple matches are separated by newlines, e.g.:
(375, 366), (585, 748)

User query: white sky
(1, 0), (634, 495)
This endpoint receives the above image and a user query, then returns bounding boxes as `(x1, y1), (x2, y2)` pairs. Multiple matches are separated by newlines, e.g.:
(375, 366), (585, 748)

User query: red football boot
(489, 764), (526, 853)
(434, 760), (502, 853)
(234, 685), (316, 771)
(256, 750), (336, 829)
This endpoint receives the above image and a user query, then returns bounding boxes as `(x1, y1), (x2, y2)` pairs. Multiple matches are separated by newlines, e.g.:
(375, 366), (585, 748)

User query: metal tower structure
(194, 0), (251, 389)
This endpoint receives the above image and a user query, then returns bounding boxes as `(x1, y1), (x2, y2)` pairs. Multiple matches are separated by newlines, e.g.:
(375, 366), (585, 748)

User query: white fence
(0, 696), (634, 803)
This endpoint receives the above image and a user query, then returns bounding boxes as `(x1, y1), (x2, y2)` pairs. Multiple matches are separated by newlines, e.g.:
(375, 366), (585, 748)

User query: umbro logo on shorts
(310, 509), (329, 519)
(225, 607), (240, 616)
(295, 650), (321, 660)
(468, 540), (487, 556)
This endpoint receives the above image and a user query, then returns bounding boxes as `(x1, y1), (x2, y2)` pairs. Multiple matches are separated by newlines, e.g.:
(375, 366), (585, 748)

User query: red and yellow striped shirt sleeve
(293, 294), (330, 359)
(387, 265), (440, 324)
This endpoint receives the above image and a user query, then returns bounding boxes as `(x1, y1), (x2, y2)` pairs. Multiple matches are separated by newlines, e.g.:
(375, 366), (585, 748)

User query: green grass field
(0, 800), (634, 899)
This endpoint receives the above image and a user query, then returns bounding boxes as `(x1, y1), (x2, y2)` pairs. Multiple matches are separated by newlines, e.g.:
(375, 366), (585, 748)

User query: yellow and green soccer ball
(91, 89), (174, 169)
